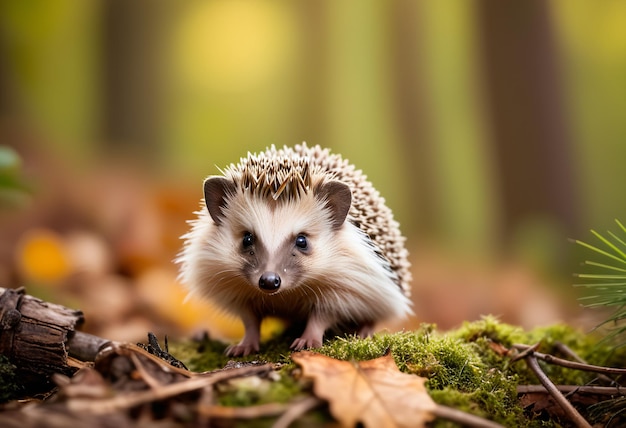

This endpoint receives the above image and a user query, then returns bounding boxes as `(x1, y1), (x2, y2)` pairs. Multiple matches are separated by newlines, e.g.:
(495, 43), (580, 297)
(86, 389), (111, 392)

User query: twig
(196, 386), (214, 427)
(66, 363), (274, 414)
(555, 341), (618, 385)
(199, 394), (322, 422)
(432, 404), (505, 428)
(129, 352), (162, 390)
(517, 385), (625, 395)
(554, 342), (590, 364)
(511, 342), (540, 362)
(524, 354), (591, 428)
(200, 402), (289, 418)
(514, 344), (626, 375)
(272, 396), (323, 428)
(271, 396), (507, 428)
(99, 343), (194, 378)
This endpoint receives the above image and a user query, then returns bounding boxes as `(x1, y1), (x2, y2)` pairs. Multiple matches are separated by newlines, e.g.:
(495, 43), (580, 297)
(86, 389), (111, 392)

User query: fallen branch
(514, 343), (626, 375)
(273, 396), (324, 428)
(555, 341), (618, 385)
(67, 361), (274, 414)
(517, 385), (626, 395)
(523, 352), (592, 428)
(199, 401), (289, 419)
(432, 404), (505, 428)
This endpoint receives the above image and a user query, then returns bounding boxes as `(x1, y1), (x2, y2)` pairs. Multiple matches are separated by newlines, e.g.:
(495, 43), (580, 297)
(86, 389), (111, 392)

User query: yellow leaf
(292, 351), (437, 428)
(16, 228), (71, 284)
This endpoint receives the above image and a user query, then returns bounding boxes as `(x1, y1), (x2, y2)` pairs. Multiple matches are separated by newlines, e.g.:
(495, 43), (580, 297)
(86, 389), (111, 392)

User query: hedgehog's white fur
(177, 143), (412, 356)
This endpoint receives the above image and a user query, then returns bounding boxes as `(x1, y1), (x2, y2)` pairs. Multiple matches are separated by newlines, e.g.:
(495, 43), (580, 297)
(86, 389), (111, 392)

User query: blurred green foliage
(0, 0), (625, 274)
(0, 0), (100, 156)
(554, 1), (626, 229)
(0, 146), (30, 208)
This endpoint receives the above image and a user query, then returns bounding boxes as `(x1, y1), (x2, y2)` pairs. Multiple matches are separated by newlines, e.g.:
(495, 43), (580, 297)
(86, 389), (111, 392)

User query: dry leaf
(16, 228), (71, 284)
(488, 340), (511, 356)
(292, 351), (436, 428)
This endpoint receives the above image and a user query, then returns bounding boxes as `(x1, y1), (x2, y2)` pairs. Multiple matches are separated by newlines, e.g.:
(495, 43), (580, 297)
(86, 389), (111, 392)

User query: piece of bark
(0, 287), (87, 396)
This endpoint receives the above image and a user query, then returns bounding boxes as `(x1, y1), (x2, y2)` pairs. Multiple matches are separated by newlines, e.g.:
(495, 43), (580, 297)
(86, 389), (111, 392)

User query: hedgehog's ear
(204, 177), (237, 225)
(317, 181), (351, 230)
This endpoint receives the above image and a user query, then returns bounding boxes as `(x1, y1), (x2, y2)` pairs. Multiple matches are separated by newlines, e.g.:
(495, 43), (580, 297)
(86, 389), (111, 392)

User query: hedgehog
(177, 143), (412, 356)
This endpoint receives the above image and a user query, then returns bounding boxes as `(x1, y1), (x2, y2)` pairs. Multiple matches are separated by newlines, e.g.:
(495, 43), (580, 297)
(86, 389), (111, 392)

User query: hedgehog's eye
(242, 232), (254, 248)
(295, 234), (308, 250)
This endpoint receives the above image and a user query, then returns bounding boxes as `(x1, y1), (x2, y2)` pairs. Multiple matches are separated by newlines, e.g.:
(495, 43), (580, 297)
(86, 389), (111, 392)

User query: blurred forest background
(0, 1), (625, 343)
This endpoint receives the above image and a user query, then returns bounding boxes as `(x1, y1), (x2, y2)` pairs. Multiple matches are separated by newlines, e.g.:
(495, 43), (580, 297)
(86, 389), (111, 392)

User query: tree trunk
(477, 0), (580, 249)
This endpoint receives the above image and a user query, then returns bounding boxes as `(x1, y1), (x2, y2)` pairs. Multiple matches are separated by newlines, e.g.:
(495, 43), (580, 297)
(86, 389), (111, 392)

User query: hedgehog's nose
(259, 271), (281, 292)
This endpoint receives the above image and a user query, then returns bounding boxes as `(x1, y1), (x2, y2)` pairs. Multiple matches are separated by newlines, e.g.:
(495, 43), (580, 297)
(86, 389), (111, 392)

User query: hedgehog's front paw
(225, 342), (259, 357)
(290, 336), (323, 351)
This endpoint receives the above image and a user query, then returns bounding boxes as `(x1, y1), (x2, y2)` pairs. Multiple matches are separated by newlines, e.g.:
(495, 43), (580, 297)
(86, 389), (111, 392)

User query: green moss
(166, 317), (626, 426)
(453, 314), (528, 346)
(217, 366), (302, 407)
(429, 387), (524, 428)
(165, 336), (228, 372)
(166, 333), (295, 373)
(166, 333), (305, 410)
(0, 355), (23, 402)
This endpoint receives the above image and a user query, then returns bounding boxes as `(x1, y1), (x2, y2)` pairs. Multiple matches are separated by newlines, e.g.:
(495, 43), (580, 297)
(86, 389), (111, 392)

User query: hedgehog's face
(203, 176), (351, 295)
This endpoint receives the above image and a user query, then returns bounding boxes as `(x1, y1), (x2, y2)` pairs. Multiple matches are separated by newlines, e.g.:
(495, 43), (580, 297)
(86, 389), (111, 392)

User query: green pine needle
(575, 219), (626, 345)
(582, 260), (626, 273)
(591, 229), (626, 260)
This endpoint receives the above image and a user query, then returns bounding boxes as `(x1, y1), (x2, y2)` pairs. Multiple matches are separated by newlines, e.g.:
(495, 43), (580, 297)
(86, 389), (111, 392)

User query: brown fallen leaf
(292, 350), (437, 428)
(488, 340), (511, 357)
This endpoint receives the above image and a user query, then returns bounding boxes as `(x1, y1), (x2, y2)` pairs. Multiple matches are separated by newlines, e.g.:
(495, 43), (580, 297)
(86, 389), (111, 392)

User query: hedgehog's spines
(207, 143), (411, 297)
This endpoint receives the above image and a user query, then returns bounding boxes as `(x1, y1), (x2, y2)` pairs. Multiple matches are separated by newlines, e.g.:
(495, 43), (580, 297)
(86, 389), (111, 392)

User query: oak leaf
(292, 350), (436, 428)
